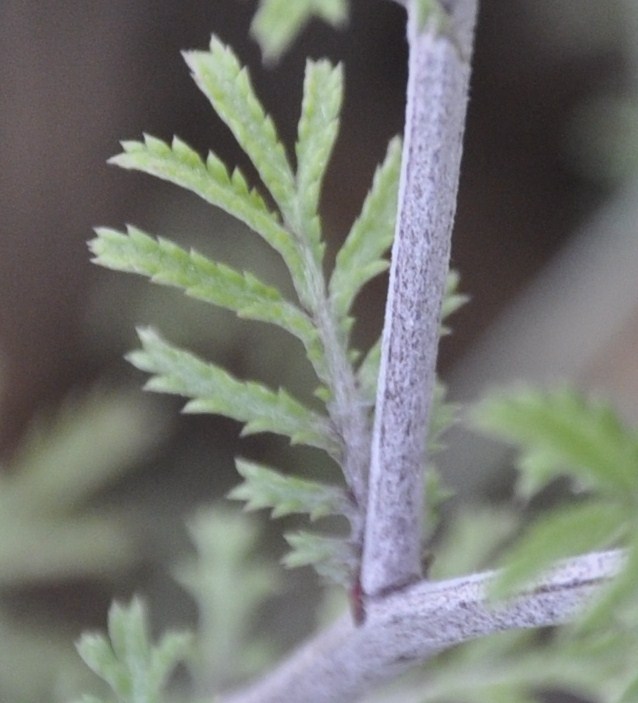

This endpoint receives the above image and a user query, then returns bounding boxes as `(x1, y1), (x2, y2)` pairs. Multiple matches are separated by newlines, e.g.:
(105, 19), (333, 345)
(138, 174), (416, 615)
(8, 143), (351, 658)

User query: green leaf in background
(429, 506), (520, 580)
(174, 506), (279, 690)
(413, 0), (454, 35)
(490, 500), (624, 599)
(230, 458), (351, 521)
(472, 385), (638, 620)
(369, 512), (638, 703)
(128, 328), (340, 455)
(90, 225), (318, 354)
(4, 389), (163, 518)
(183, 38), (297, 223)
(329, 137), (402, 332)
(250, 0), (349, 64)
(440, 269), (469, 336)
(294, 59), (343, 266)
(76, 598), (191, 703)
(408, 629), (592, 703)
(0, 606), (97, 703)
(428, 380), (458, 455)
(0, 389), (162, 586)
(472, 386), (638, 499)
(283, 530), (356, 586)
(356, 339), (380, 407)
(109, 136), (305, 288)
(618, 662), (638, 703)
(574, 539), (638, 634)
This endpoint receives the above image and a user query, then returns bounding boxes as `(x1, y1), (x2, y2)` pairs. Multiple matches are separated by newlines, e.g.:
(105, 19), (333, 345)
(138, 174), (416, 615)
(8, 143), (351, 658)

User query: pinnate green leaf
(330, 136), (402, 328)
(76, 597), (191, 703)
(294, 59), (343, 265)
(491, 501), (624, 598)
(283, 530), (356, 585)
(250, 0), (349, 64)
(229, 458), (350, 521)
(90, 225), (318, 351)
(474, 385), (638, 623)
(109, 136), (304, 283)
(128, 328), (340, 455)
(174, 506), (280, 687)
(473, 386), (638, 498)
(183, 37), (296, 223)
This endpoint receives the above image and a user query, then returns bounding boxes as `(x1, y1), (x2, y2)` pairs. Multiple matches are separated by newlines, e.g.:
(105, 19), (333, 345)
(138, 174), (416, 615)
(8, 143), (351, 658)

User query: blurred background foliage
(1, 0), (638, 700)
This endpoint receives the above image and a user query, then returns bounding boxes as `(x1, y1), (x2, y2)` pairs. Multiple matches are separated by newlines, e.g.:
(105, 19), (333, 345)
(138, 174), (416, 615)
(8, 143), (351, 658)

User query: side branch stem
(361, 0), (478, 597)
(220, 550), (622, 703)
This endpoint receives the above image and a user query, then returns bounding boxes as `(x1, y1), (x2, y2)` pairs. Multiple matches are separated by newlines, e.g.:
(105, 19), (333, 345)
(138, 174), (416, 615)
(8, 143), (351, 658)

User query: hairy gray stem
(216, 4), (624, 703)
(361, 0), (478, 598)
(221, 550), (621, 703)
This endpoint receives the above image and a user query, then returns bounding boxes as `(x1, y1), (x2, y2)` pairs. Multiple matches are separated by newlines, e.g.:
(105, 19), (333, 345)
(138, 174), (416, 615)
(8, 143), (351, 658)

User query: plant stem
(314, 286), (371, 511)
(220, 550), (621, 703)
(298, 239), (371, 541)
(361, 0), (478, 598)
(216, 4), (628, 702)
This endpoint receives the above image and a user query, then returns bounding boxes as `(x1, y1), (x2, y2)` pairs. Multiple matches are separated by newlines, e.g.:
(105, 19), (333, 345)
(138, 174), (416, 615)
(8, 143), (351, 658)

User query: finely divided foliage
(174, 508), (281, 689)
(230, 459), (352, 521)
(87, 5), (638, 702)
(183, 40), (298, 230)
(75, 598), (190, 703)
(295, 59), (343, 266)
(329, 137), (402, 336)
(250, 0), (349, 64)
(91, 226), (318, 348)
(91, 36), (410, 584)
(128, 328), (339, 455)
(474, 387), (638, 620)
(92, 33), (461, 588)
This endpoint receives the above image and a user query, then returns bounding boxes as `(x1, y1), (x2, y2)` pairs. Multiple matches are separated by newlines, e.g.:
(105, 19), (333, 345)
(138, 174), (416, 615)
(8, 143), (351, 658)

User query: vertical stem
(361, 0), (478, 598)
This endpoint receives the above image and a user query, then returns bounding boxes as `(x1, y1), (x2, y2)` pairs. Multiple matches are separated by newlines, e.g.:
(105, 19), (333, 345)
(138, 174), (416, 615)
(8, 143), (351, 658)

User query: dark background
(1, 0), (625, 447)
(1, 1), (637, 699)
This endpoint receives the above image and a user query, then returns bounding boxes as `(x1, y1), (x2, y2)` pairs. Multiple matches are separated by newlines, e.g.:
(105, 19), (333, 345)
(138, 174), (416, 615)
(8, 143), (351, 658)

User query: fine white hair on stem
(221, 550), (622, 703)
(361, 0), (479, 598)
(215, 3), (628, 702)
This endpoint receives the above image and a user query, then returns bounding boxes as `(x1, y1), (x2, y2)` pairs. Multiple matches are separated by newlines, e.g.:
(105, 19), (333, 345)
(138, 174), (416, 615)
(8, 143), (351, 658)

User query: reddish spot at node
(350, 577), (366, 625)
